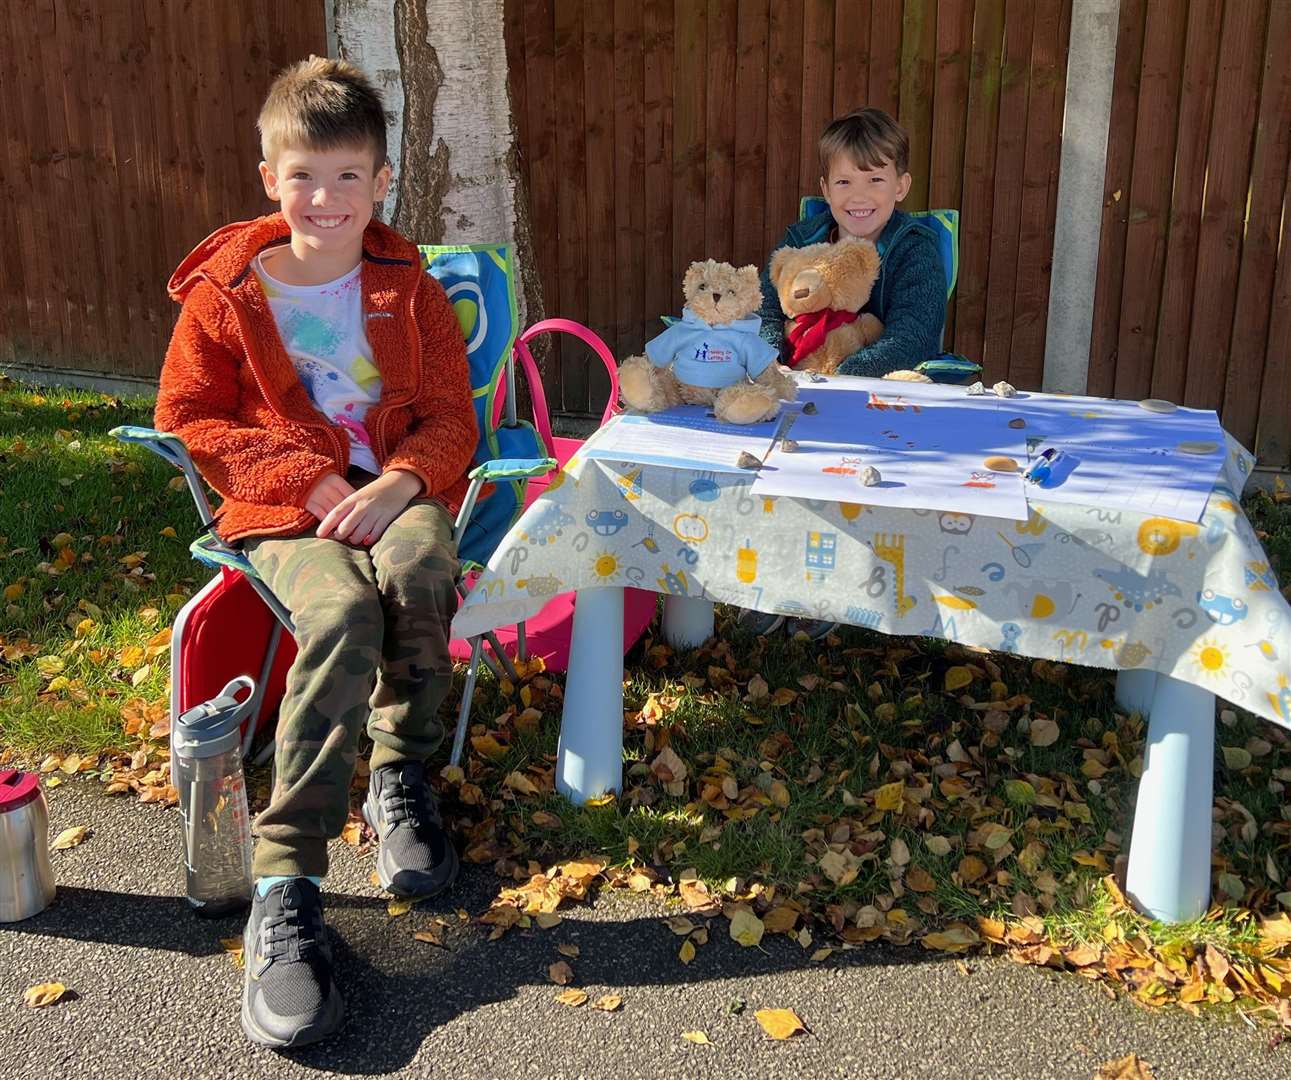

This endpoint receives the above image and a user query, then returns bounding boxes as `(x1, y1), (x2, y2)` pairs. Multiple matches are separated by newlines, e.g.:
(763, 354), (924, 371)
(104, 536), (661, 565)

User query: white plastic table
(453, 404), (1291, 924)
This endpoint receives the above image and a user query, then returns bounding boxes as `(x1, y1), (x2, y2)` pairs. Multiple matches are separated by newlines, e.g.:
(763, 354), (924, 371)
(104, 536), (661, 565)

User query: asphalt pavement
(0, 781), (1283, 1079)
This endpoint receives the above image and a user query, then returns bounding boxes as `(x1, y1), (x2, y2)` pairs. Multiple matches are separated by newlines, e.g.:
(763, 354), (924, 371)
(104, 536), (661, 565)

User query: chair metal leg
(556, 586), (625, 803)
(1125, 674), (1215, 922)
(484, 630), (518, 682)
(241, 620), (284, 759)
(516, 621), (528, 663)
(451, 637), (485, 767)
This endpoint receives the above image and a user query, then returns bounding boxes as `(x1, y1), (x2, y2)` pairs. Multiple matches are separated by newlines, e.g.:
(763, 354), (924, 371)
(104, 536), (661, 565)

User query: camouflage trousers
(243, 487), (458, 878)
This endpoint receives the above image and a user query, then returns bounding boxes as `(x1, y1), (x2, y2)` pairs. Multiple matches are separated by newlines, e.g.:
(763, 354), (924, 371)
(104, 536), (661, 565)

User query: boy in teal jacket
(756, 108), (945, 377)
(744, 108), (946, 640)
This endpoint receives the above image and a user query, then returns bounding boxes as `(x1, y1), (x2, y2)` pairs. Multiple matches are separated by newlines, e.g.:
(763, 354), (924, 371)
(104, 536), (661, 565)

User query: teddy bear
(618, 260), (798, 425)
(769, 237), (930, 381)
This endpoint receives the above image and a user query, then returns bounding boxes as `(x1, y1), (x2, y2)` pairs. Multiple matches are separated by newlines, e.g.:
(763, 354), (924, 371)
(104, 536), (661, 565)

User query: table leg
(556, 586), (625, 804)
(1124, 674), (1215, 923)
(1114, 669), (1159, 715)
(661, 595), (714, 649)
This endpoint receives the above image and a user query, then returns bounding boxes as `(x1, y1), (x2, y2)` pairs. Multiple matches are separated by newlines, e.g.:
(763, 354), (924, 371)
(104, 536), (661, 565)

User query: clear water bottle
(171, 676), (255, 918)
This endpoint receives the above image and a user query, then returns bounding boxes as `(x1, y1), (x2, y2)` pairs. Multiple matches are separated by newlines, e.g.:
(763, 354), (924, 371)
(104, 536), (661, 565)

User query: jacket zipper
(371, 273), (424, 464)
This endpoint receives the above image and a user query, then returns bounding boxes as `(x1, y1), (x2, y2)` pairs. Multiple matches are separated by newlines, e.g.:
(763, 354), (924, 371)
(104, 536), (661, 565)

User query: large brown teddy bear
(770, 237), (889, 375)
(619, 260), (798, 425)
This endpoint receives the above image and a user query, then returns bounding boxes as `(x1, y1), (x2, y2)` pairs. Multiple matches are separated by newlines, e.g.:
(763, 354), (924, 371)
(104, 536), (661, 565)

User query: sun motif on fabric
(1190, 637), (1230, 680)
(592, 551), (622, 581)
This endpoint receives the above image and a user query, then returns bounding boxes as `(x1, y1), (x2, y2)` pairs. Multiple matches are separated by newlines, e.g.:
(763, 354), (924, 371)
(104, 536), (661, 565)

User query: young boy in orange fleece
(155, 57), (477, 1048)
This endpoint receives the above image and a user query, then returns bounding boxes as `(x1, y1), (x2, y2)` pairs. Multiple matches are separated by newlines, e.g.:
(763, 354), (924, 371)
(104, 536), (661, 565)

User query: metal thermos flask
(0, 770), (56, 922)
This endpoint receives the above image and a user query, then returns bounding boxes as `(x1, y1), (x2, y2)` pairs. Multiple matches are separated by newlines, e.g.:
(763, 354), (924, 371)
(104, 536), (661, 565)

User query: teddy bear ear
(683, 261), (706, 298)
(768, 248), (792, 290)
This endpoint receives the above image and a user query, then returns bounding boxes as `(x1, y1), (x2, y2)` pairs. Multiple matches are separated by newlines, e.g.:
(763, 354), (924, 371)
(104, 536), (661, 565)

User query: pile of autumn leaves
(431, 647), (1291, 1031)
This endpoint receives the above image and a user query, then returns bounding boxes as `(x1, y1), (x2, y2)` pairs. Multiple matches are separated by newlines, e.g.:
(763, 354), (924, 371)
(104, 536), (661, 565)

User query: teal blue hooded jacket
(757, 208), (946, 377)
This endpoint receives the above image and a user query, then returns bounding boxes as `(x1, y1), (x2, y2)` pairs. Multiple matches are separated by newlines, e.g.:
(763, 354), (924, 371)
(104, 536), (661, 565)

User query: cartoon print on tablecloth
(805, 531), (838, 585)
(1197, 588), (1248, 626)
(996, 531), (1046, 569)
(515, 574), (562, 598)
(673, 512), (709, 544)
(736, 539), (759, 584)
(1099, 638), (1152, 668)
(999, 622), (1022, 653)
(1051, 629), (1090, 662)
(872, 533), (915, 617)
(1094, 566), (1181, 612)
(1190, 636), (1233, 683)
(586, 508), (629, 536)
(1002, 579), (1080, 621)
(657, 563), (691, 597)
(590, 550), (624, 582)
(688, 473), (722, 502)
(1245, 562), (1277, 591)
(933, 545), (960, 584)
(1269, 677), (1291, 723)
(615, 466), (643, 502)
(939, 512), (974, 535)
(1137, 517), (1199, 557)
(519, 503), (576, 546)
(844, 605), (884, 629)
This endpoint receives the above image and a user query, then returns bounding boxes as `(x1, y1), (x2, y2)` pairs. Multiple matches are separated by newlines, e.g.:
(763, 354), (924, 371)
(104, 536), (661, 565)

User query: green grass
(0, 378), (214, 753)
(3, 375), (1291, 950)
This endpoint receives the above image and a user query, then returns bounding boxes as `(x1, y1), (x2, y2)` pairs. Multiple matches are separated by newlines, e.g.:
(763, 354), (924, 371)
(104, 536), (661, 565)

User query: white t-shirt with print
(255, 253), (383, 474)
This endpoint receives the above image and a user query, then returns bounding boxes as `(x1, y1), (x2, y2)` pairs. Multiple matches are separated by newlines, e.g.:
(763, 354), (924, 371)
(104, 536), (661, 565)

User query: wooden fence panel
(1094, 0), (1290, 466)
(505, 0), (1075, 417)
(0, 0), (325, 380)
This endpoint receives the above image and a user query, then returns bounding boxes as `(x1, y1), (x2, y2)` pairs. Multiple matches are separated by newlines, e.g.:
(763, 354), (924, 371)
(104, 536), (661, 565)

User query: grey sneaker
(734, 608), (785, 636)
(785, 617), (840, 642)
(363, 761), (459, 898)
(241, 878), (344, 1049)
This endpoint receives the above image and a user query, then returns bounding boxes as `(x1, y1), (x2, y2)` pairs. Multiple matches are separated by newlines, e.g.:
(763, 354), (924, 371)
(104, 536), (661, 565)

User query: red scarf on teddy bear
(785, 308), (859, 368)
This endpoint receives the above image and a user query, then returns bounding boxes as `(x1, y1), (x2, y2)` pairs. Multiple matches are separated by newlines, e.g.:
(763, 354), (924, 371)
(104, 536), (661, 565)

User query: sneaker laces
(260, 891), (324, 964)
(378, 765), (440, 833)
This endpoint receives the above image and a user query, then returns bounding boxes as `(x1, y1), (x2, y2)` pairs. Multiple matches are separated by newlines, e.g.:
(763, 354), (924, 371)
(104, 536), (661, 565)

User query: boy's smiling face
(820, 154), (911, 244)
(259, 143), (391, 274)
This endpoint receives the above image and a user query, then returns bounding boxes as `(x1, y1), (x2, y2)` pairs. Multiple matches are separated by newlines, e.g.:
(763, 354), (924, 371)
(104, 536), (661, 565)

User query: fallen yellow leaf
(920, 924), (981, 953)
(755, 1007), (807, 1040)
(1096, 1054), (1156, 1080)
(22, 982), (67, 1008)
(944, 665), (973, 691)
(548, 960), (574, 985)
(503, 770), (539, 796)
(340, 820), (363, 846)
(556, 988), (588, 1007)
(591, 994), (623, 1012)
(220, 936), (244, 967)
(679, 939), (697, 964)
(413, 930), (442, 946)
(557, 943), (580, 959)
(873, 780), (904, 812)
(387, 897), (415, 917)
(728, 907), (765, 948)
(50, 825), (90, 850)
(681, 1030), (710, 1045)
(1029, 717), (1060, 747)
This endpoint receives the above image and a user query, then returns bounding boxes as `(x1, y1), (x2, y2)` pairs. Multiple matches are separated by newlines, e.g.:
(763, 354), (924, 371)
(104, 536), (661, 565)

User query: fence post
(1042, 0), (1120, 394)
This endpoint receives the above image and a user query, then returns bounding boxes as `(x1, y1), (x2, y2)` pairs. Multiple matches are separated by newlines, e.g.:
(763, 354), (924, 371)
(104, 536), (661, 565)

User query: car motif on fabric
(1197, 588), (1248, 625)
(585, 509), (629, 536)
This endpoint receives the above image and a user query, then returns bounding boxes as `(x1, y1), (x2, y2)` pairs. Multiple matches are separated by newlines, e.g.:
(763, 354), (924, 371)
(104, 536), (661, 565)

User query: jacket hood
(167, 213), (419, 302)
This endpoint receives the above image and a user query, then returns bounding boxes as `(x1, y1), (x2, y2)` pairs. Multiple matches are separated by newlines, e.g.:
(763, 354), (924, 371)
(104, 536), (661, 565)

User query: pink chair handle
(493, 319), (621, 451)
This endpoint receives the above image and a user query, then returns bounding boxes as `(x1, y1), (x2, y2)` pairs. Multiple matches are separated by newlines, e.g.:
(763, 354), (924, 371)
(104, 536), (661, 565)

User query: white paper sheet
(582, 408), (778, 473)
(750, 379), (1031, 520)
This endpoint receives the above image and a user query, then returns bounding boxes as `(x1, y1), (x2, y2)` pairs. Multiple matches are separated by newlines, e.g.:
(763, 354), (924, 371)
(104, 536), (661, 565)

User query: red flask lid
(0, 770), (41, 812)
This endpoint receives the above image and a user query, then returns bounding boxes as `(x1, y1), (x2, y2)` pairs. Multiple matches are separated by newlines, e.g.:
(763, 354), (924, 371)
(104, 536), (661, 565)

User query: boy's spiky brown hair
(818, 107), (910, 177)
(257, 56), (388, 170)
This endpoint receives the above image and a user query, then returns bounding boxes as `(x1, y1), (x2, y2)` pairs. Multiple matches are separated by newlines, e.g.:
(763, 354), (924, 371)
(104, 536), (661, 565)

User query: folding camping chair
(113, 243), (656, 769)
(795, 198), (979, 383)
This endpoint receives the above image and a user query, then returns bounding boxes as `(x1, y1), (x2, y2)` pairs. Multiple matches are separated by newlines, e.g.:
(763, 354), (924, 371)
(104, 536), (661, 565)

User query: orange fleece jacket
(155, 214), (478, 543)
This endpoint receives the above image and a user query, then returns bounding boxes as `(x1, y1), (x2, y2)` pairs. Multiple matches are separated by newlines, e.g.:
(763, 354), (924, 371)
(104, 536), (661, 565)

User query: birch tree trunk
(329, 0), (541, 325)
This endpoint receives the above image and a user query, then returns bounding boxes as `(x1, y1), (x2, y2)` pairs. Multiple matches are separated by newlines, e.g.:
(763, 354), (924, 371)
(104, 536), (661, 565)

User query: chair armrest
(468, 456), (559, 481)
(111, 425), (216, 527)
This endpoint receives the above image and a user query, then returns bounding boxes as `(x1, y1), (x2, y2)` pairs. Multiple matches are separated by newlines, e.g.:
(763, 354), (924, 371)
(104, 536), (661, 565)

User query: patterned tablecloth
(452, 416), (1291, 731)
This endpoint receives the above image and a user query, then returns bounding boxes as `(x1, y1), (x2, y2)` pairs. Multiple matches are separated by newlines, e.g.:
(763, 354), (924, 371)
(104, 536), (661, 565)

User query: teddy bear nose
(711, 291), (722, 304)
(791, 268), (822, 300)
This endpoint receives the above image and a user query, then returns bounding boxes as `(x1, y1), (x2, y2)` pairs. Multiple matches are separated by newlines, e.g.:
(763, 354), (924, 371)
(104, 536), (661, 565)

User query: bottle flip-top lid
(0, 770), (41, 813)
(172, 676), (256, 759)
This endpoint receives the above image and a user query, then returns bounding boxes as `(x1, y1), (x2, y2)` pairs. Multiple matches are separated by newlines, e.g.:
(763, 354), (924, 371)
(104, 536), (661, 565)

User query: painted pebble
(802, 401), (818, 415)
(1139, 397), (1177, 413)
(860, 466), (882, 487)
(966, 381), (987, 396)
(983, 456), (1020, 472)
(1178, 440), (1218, 455)
(736, 451), (763, 470)
(781, 439), (800, 453)
(1008, 417), (1026, 429)
(992, 381), (1018, 398)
